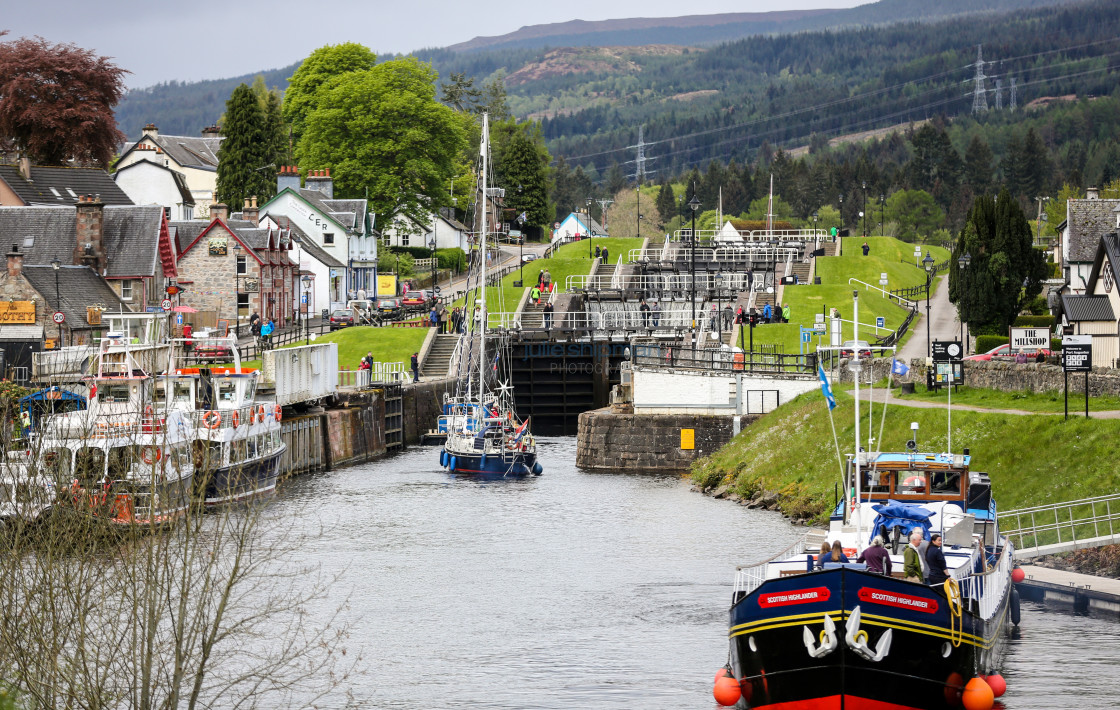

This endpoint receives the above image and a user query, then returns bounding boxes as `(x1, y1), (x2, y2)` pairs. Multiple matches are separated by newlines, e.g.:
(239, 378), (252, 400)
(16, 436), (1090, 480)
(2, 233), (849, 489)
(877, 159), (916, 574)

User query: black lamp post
(395, 254), (400, 295)
(715, 271), (724, 336)
(302, 275), (312, 344)
(861, 181), (868, 237)
(51, 258), (62, 347)
(688, 195), (701, 334)
(958, 251), (971, 354)
(812, 211), (819, 233)
(428, 236), (437, 294)
(838, 194), (844, 236)
(923, 251), (935, 358)
(517, 213), (526, 286)
(879, 194), (885, 237)
(635, 186), (640, 240)
(586, 198), (593, 259)
(233, 242), (242, 334)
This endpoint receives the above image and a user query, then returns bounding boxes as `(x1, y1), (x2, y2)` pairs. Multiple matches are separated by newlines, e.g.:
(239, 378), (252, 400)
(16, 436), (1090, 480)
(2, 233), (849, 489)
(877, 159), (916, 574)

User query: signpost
(1062, 335), (1092, 420)
(930, 340), (963, 389)
(161, 298), (173, 312)
(875, 316), (885, 330)
(52, 311), (65, 324)
(1009, 327), (1051, 353)
(879, 272), (888, 286)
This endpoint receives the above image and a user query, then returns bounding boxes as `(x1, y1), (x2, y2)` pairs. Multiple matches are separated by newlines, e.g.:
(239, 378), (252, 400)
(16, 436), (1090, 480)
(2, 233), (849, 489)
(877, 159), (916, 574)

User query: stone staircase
(521, 299), (549, 329)
(791, 261), (812, 285)
(596, 261), (617, 287)
(822, 240), (841, 257)
(420, 333), (460, 378)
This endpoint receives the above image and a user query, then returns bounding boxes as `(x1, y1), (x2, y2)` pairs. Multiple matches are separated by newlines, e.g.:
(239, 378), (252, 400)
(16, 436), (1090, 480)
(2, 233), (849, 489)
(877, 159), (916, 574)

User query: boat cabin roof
(861, 451), (970, 469)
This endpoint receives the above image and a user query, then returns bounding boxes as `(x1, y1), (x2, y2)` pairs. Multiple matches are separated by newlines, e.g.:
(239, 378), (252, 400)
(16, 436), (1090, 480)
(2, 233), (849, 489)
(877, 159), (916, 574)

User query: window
(236, 255), (247, 275)
(215, 378), (237, 405)
(120, 280), (134, 301)
(894, 470), (927, 495)
(238, 293), (250, 311)
(172, 380), (193, 405)
(400, 232), (409, 246)
(1104, 263), (1114, 294)
(323, 232), (335, 245)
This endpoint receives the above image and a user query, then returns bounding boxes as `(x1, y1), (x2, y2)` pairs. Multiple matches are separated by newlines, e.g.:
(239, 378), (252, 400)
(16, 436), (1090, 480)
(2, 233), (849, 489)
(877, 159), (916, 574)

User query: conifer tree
(216, 84), (272, 212)
(655, 182), (676, 227)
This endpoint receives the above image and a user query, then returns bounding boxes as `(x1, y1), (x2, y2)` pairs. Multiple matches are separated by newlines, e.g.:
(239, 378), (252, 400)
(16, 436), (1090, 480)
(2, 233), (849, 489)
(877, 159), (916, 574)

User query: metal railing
(734, 533), (812, 596)
(848, 278), (918, 310)
(954, 542), (1013, 621)
(671, 228), (827, 244)
(632, 343), (816, 375)
(32, 346), (94, 380)
(1000, 493), (1120, 558)
(566, 272), (767, 295)
(338, 369), (371, 389)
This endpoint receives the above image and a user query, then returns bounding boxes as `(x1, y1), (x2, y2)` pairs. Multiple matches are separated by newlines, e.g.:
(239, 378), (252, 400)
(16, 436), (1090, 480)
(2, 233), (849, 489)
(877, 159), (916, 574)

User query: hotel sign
(0, 300), (35, 324)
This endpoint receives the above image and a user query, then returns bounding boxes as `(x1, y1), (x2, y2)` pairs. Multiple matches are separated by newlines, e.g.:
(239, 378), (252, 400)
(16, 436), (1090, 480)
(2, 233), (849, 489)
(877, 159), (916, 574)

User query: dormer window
(49, 187), (61, 199)
(66, 188), (77, 198)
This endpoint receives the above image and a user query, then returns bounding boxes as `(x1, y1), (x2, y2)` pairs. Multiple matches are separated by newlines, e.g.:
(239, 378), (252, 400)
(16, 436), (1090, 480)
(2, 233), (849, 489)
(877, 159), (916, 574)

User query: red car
(329, 309), (354, 331)
(964, 343), (1052, 361)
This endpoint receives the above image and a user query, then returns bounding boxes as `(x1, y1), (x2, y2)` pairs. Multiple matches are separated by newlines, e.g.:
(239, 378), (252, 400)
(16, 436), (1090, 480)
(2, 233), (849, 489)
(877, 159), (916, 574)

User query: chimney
(1087, 186), (1099, 200)
(18, 156), (31, 182)
(142, 123), (159, 139)
(202, 124), (221, 137)
(211, 202), (229, 222)
(306, 168), (333, 199)
(73, 195), (106, 273)
(6, 245), (23, 279)
(277, 165), (301, 194)
(244, 196), (259, 224)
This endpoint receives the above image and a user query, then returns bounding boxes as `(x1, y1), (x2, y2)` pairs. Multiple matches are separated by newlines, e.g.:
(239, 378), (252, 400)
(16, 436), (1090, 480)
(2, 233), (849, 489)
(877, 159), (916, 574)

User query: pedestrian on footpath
(782, 303), (791, 323)
(639, 299), (650, 328)
(861, 241), (870, 256)
(602, 247), (609, 262)
(652, 301), (661, 328)
(411, 352), (420, 383)
(530, 284), (541, 305)
(543, 301), (553, 330)
(722, 304), (734, 330)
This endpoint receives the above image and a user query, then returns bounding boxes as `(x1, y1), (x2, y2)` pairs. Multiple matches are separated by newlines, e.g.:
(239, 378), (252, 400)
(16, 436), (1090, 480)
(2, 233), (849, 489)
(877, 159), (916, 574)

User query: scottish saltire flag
(818, 364), (837, 410)
(891, 358), (910, 377)
(512, 417), (530, 443)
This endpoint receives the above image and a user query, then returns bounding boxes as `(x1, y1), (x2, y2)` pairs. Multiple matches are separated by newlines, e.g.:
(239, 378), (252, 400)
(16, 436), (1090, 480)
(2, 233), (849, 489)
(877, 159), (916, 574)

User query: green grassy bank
(690, 390), (1120, 525)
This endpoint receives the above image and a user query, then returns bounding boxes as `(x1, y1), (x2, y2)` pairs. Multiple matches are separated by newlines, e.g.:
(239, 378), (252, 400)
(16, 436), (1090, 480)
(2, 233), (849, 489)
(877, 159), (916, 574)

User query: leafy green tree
(746, 194), (793, 221)
(885, 189), (944, 242)
(655, 182), (676, 227)
(283, 43), (377, 140)
(493, 119), (552, 235)
(950, 189), (1048, 333)
(440, 72), (481, 112)
(477, 72), (511, 121)
(216, 84), (273, 210)
(297, 57), (468, 220)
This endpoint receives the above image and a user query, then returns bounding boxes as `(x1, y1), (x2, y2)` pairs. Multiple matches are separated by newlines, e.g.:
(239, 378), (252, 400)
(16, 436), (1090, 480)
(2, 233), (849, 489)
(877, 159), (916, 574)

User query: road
(896, 274), (963, 362)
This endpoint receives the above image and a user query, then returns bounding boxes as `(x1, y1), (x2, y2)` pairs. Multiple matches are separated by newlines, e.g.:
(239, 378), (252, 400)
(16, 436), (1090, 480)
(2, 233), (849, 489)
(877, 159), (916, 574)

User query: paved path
(855, 386), (1120, 419)
(1019, 565), (1120, 596)
(896, 275), (962, 362)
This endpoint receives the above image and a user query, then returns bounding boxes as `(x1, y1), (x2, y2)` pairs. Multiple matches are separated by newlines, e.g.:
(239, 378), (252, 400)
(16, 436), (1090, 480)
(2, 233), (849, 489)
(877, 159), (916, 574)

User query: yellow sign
(680, 428), (695, 450)
(0, 300), (35, 324)
(377, 274), (397, 297)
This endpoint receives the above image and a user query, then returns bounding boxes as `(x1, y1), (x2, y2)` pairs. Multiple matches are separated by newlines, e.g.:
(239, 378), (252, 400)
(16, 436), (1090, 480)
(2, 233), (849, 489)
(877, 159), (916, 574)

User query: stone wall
(402, 377), (457, 444)
(833, 356), (1120, 396)
(576, 407), (753, 473)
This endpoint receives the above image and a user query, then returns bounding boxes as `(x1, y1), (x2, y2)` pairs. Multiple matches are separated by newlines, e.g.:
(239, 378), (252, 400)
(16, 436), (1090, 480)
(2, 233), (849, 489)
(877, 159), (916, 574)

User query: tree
(297, 57), (468, 220)
(283, 43), (377, 141)
(605, 163), (627, 196)
(904, 122), (962, 206)
(885, 189), (944, 242)
(216, 84), (273, 210)
(477, 72), (511, 121)
(492, 119), (552, 233)
(655, 182), (676, 227)
(0, 34), (127, 166)
(963, 135), (994, 195)
(1018, 127), (1052, 200)
(440, 72), (482, 113)
(950, 189), (1048, 333)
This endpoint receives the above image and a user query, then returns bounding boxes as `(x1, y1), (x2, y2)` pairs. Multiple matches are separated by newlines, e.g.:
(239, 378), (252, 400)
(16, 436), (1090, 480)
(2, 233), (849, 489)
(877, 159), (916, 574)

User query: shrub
(1050, 337), (1063, 351)
(436, 248), (466, 271)
(1013, 314), (1056, 327)
(975, 334), (1009, 354)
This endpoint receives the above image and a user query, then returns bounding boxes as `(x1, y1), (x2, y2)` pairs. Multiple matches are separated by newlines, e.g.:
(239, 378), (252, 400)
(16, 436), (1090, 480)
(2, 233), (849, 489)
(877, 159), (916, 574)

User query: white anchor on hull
(844, 605), (893, 662)
(802, 613), (839, 658)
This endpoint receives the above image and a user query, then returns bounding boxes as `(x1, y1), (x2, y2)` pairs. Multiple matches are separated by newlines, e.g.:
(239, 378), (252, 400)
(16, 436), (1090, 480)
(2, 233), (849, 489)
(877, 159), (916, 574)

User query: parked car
(329, 309), (354, 331)
(839, 340), (873, 358)
(401, 290), (431, 311)
(522, 253), (539, 263)
(377, 297), (402, 319)
(965, 343), (1052, 362)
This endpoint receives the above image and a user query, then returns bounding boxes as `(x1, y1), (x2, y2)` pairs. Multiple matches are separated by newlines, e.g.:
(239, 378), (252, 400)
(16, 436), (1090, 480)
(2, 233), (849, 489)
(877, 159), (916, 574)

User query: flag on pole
(818, 364), (837, 410)
(891, 358), (910, 377)
(512, 416), (530, 443)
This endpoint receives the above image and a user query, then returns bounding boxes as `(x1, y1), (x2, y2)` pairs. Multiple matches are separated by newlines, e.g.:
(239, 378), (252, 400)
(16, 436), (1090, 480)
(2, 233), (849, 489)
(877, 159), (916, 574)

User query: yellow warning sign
(680, 428), (695, 450)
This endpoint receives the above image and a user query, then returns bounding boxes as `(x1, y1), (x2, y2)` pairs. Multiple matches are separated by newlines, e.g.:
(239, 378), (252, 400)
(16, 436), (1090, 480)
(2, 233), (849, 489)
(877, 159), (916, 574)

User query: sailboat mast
(478, 113), (489, 401)
(852, 289), (862, 528)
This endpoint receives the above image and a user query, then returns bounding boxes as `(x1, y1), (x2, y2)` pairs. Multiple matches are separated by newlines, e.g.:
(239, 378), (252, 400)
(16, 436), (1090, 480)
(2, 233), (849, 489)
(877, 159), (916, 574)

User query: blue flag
(818, 364), (837, 410)
(891, 358), (910, 377)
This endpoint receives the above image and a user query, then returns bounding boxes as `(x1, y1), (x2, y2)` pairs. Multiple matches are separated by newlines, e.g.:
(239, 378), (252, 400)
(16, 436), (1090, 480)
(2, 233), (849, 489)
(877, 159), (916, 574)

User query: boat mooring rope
(944, 577), (963, 648)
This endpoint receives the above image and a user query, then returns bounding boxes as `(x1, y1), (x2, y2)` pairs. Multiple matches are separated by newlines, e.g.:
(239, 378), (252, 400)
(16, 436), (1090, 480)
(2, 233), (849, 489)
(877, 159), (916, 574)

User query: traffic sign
(879, 272), (888, 286)
(813, 322), (827, 333)
(176, 314), (183, 325)
(52, 311), (65, 324)
(161, 298), (173, 312)
(875, 316), (885, 329)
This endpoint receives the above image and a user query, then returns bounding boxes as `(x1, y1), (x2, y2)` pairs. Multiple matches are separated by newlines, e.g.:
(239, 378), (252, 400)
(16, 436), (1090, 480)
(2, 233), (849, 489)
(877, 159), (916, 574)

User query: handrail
(847, 278), (917, 310)
(733, 533), (811, 596)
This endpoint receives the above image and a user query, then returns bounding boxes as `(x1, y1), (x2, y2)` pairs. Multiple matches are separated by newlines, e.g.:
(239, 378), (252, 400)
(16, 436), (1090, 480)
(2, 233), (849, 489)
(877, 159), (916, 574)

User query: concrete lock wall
(576, 407), (752, 473)
(632, 367), (819, 415)
(402, 377), (457, 444)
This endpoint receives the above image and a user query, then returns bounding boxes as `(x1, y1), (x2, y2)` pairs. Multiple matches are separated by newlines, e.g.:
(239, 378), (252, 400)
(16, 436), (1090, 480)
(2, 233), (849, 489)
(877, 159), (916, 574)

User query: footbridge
(1001, 493), (1120, 561)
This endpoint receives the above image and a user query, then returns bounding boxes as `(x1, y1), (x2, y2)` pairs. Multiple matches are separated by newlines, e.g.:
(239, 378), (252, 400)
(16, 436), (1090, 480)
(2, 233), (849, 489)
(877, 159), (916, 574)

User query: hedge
(975, 335), (1008, 354)
(1013, 315), (1056, 328)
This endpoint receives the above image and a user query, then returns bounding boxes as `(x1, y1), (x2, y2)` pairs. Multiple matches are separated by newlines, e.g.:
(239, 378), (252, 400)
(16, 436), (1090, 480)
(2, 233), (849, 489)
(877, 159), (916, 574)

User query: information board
(932, 340), (963, 363)
(376, 274), (397, 297)
(1062, 335), (1092, 372)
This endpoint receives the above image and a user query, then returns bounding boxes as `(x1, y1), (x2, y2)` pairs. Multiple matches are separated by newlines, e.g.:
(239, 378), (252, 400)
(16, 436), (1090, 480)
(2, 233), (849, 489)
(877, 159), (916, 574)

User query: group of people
(813, 529), (950, 586)
(593, 245), (609, 262)
(248, 312), (275, 344)
(637, 299), (662, 328)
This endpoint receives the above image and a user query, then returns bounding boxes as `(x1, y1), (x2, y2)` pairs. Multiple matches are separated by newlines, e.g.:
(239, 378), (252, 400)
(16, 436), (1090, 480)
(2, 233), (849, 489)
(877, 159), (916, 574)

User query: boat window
(99, 385), (131, 403)
(895, 470), (927, 495)
(231, 439), (247, 463)
(215, 378), (237, 406)
(865, 469), (891, 494)
(930, 470), (962, 494)
(108, 446), (137, 479)
(42, 447), (73, 480)
(244, 380), (257, 402)
(172, 380), (193, 405)
(74, 447), (105, 483)
(272, 430), (282, 449)
(246, 436), (258, 459)
(152, 381), (167, 405)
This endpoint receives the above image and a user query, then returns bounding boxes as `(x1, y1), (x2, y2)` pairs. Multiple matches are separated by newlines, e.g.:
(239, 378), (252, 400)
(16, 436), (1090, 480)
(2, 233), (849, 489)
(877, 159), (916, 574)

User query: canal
(267, 437), (1119, 708)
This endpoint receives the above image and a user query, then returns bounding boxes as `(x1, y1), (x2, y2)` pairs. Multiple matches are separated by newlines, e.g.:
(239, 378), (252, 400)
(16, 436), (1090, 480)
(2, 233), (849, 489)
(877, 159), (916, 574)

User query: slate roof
(298, 189), (367, 234)
(565, 212), (605, 235)
(23, 265), (129, 327)
(168, 221), (206, 256)
(122, 134), (221, 172)
(113, 159), (195, 206)
(0, 205), (164, 277)
(0, 165), (133, 206)
(1066, 198), (1120, 263)
(1061, 293), (1115, 322)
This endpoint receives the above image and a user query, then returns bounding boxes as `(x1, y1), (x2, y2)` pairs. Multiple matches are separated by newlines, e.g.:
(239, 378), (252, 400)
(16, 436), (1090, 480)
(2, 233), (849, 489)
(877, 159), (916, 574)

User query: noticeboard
(376, 274), (397, 297)
(932, 340), (963, 363)
(1062, 335), (1092, 372)
(0, 300), (35, 324)
(1010, 327), (1051, 353)
(935, 362), (963, 385)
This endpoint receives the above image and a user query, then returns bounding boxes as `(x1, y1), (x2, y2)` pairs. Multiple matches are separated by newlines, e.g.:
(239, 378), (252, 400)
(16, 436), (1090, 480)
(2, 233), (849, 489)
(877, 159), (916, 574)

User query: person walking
(410, 352), (420, 383)
(530, 284), (542, 305)
(782, 303), (791, 323)
(735, 305), (744, 324)
(709, 304), (719, 330)
(639, 299), (650, 328)
(747, 270), (754, 292)
(594, 245), (601, 259)
(763, 302), (772, 323)
(542, 269), (551, 290)
(651, 301), (661, 328)
(543, 301), (554, 330)
(429, 305), (439, 329)
(722, 304), (734, 331)
(601, 247), (609, 263)
(857, 536), (893, 575)
(925, 533), (950, 585)
(861, 241), (870, 256)
(903, 530), (925, 582)
(249, 312), (261, 337)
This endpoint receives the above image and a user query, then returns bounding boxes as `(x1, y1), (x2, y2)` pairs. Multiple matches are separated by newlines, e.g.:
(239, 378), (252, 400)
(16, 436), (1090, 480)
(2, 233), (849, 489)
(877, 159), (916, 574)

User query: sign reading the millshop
(1009, 327), (1051, 352)
(0, 300), (35, 324)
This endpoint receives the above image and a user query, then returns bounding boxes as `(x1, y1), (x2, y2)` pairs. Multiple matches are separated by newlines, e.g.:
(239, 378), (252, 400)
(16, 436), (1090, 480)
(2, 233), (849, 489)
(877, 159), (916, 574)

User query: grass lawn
(892, 382), (1120, 413)
(816, 237), (952, 291)
(310, 325), (429, 369)
(691, 389), (1120, 524)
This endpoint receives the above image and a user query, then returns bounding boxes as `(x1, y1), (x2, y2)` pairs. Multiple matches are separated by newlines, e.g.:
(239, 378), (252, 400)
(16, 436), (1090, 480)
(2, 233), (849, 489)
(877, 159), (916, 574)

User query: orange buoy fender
(274, 404), (283, 422)
(231, 409), (240, 428)
(714, 668), (729, 683)
(1011, 567), (1025, 583)
(713, 676), (741, 707)
(203, 410), (221, 429)
(962, 676), (994, 710)
(258, 404), (267, 424)
(944, 672), (964, 706)
(985, 674), (1006, 698)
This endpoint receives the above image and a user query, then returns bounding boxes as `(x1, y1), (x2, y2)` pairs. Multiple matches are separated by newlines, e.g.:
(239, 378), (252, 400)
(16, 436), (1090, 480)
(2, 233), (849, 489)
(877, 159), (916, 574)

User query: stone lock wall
(834, 356), (1120, 396)
(576, 407), (752, 474)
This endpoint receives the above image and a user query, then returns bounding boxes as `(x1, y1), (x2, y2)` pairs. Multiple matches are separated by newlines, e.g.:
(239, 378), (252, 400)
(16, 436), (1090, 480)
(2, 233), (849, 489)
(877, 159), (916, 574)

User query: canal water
(267, 436), (1119, 708)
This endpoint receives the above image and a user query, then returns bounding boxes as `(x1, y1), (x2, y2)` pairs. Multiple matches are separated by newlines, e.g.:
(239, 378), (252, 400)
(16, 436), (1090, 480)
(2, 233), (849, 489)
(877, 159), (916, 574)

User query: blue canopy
(869, 500), (934, 544)
(20, 387), (86, 405)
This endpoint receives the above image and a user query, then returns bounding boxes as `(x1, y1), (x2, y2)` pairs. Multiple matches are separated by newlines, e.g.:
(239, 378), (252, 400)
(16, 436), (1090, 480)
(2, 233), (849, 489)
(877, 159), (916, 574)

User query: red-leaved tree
(0, 33), (128, 167)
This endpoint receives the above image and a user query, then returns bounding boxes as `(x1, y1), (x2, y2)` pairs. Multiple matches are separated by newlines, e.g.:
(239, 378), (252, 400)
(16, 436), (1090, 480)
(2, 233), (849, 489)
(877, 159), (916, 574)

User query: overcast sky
(3, 0), (864, 88)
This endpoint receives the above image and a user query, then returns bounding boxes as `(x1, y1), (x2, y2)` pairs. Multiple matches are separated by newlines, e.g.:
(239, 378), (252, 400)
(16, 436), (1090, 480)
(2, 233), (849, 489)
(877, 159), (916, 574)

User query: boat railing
(193, 404), (274, 431)
(953, 541), (1013, 620)
(43, 411), (171, 439)
(999, 492), (1120, 556)
(734, 533), (811, 596)
(369, 361), (408, 385)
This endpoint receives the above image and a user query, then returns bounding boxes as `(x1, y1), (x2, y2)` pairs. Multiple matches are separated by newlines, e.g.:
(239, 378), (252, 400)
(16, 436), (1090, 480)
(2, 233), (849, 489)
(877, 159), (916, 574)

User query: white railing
(734, 533), (811, 596)
(484, 311), (522, 330)
(661, 239), (672, 261)
(954, 542), (1013, 621)
(370, 361), (408, 384)
(338, 368), (371, 389)
(567, 272), (767, 294)
(671, 228), (827, 243)
(1000, 493), (1120, 558)
(610, 256), (623, 289)
(848, 278), (918, 310)
(659, 245), (803, 263)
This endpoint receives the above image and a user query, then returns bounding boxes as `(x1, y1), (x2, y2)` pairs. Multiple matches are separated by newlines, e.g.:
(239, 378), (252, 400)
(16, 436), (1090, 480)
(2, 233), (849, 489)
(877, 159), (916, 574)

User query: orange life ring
(140, 446), (162, 464)
(203, 410), (221, 429)
(258, 404), (267, 423)
(231, 410), (240, 428)
(274, 404), (282, 422)
(903, 475), (925, 492)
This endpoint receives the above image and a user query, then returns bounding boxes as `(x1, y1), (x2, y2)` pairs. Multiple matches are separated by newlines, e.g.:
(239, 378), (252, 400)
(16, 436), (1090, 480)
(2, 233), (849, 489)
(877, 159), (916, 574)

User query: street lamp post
(861, 181), (867, 236)
(233, 242), (242, 335)
(301, 275), (312, 345)
(428, 237), (437, 295)
(958, 251), (972, 354)
(923, 251), (935, 359)
(715, 271), (724, 337)
(636, 186), (640, 240)
(586, 198), (593, 259)
(517, 214), (526, 286)
(688, 195), (701, 337)
(51, 258), (62, 347)
(838, 194), (844, 236)
(879, 194), (885, 237)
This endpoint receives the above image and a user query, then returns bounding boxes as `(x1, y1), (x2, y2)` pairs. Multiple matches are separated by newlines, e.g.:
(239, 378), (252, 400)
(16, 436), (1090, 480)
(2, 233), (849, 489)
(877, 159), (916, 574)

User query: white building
(113, 159), (196, 221)
(552, 212), (606, 243)
(381, 211), (470, 251)
(115, 124), (221, 218)
(1058, 188), (1120, 295)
